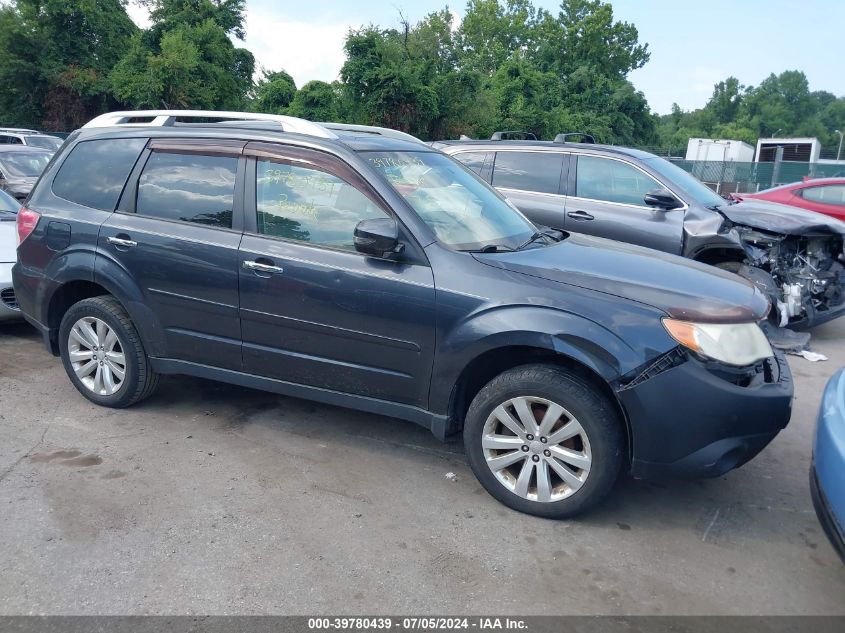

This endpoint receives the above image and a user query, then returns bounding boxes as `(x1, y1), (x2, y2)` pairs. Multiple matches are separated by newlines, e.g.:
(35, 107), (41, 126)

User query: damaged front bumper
(617, 349), (793, 479)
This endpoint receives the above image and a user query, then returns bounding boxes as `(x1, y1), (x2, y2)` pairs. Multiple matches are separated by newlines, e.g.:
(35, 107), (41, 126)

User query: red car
(733, 177), (845, 222)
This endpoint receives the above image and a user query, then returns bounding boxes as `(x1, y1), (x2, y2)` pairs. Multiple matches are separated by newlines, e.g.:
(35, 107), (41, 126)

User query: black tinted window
(53, 138), (146, 211)
(136, 152), (237, 228)
(453, 152), (491, 178)
(492, 152), (563, 194)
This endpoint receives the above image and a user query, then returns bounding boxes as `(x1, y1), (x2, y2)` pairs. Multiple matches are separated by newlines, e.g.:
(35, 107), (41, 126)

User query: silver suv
(0, 128), (63, 151)
(435, 134), (845, 329)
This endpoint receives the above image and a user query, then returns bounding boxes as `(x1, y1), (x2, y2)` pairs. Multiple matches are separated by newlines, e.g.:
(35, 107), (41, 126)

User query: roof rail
(82, 110), (338, 139)
(319, 122), (426, 145)
(0, 127), (38, 133)
(491, 131), (537, 141)
(554, 132), (595, 144)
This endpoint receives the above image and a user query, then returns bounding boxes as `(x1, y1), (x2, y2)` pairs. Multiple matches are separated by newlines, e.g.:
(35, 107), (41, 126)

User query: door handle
(107, 236), (137, 248)
(243, 260), (284, 275)
(566, 210), (594, 221)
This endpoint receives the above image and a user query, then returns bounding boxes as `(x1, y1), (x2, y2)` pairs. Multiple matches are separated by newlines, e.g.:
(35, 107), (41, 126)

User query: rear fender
(93, 250), (166, 356)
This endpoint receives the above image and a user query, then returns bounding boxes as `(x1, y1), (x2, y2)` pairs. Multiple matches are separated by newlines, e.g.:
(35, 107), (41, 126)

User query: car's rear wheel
(59, 296), (159, 407)
(463, 364), (624, 518)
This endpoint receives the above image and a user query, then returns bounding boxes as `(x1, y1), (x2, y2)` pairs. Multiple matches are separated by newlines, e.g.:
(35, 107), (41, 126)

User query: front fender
(429, 305), (669, 413)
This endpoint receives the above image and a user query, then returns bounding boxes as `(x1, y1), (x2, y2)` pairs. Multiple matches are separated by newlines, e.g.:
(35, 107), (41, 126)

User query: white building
(685, 138), (755, 162)
(755, 137), (821, 163)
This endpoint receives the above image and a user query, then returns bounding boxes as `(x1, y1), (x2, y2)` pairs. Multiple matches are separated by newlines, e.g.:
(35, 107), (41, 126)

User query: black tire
(58, 296), (159, 407)
(463, 364), (624, 519)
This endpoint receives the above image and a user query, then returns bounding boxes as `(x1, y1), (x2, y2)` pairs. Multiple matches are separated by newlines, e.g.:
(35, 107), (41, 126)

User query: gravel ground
(0, 318), (843, 615)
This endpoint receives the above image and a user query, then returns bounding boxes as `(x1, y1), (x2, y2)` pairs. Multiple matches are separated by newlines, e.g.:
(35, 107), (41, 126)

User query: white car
(0, 127), (63, 152)
(0, 188), (20, 322)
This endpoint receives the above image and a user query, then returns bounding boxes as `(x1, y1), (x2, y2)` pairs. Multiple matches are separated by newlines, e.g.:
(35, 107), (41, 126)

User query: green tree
(111, 0), (254, 110)
(341, 27), (439, 136)
(707, 77), (744, 124)
(252, 69), (297, 113)
(287, 81), (341, 121)
(0, 0), (136, 129)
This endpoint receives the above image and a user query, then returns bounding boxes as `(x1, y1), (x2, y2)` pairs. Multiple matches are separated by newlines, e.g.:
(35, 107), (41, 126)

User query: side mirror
(354, 218), (404, 259)
(644, 188), (682, 210)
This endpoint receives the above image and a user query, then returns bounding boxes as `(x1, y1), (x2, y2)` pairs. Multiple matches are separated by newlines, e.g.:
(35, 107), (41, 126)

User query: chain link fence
(666, 159), (845, 194)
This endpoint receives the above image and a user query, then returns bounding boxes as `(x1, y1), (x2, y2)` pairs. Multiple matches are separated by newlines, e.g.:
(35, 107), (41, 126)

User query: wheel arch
(46, 261), (164, 357)
(692, 246), (746, 266)
(46, 280), (112, 354)
(445, 344), (633, 464)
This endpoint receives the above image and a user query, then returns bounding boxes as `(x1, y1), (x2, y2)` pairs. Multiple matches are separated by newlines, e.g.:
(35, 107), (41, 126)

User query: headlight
(662, 319), (773, 367)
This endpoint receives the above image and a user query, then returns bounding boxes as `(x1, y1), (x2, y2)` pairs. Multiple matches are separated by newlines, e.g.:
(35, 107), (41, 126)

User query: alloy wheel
(67, 316), (127, 396)
(482, 396), (592, 502)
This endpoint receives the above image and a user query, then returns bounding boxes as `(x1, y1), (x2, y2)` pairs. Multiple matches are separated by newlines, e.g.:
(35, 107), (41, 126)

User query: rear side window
(53, 138), (146, 211)
(801, 185), (845, 206)
(492, 152), (563, 194)
(136, 152), (238, 228)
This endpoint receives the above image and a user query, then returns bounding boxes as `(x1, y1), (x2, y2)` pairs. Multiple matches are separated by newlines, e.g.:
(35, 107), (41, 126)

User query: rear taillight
(16, 207), (40, 245)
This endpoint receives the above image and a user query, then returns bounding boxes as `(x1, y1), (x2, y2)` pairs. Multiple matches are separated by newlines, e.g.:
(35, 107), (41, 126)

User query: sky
(127, 0), (845, 115)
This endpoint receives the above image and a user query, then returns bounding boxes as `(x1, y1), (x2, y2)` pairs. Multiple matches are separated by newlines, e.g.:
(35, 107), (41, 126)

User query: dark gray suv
(14, 111), (792, 518)
(436, 136), (845, 329)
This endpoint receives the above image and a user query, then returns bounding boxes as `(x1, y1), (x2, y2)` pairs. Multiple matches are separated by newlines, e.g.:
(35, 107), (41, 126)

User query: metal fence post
(771, 146), (784, 187)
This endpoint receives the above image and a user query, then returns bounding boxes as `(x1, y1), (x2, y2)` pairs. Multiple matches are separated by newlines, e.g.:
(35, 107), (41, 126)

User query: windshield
(643, 157), (726, 207)
(0, 152), (51, 178)
(24, 135), (62, 150)
(366, 151), (536, 251)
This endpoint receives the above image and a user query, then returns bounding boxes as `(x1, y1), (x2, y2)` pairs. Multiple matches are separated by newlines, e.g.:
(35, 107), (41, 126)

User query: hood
(474, 234), (770, 322)
(0, 219), (16, 263)
(719, 199), (845, 236)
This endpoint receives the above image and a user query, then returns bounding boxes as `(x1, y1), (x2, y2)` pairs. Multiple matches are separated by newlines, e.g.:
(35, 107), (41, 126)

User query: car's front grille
(1, 287), (19, 311)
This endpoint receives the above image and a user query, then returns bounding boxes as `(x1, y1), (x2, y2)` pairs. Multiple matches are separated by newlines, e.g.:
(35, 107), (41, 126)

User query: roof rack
(554, 132), (595, 144)
(0, 127), (39, 134)
(491, 131), (537, 141)
(319, 122), (426, 145)
(82, 110), (338, 139)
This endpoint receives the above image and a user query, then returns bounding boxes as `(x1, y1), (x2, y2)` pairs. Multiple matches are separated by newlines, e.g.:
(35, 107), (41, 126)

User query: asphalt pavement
(0, 318), (843, 615)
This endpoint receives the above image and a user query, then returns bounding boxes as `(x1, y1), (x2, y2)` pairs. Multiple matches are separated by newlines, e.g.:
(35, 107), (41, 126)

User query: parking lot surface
(0, 319), (844, 615)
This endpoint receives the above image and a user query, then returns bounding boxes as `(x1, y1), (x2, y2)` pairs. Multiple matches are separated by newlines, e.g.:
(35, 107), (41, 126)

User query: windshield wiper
(515, 231), (548, 251)
(477, 243), (515, 253)
(462, 243), (516, 253)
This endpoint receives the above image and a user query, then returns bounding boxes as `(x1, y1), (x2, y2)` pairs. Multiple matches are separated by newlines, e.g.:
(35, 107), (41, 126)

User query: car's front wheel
(463, 364), (624, 518)
(58, 296), (159, 407)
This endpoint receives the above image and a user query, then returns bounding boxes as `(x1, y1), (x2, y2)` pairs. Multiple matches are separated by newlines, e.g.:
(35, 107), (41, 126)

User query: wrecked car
(435, 135), (845, 329)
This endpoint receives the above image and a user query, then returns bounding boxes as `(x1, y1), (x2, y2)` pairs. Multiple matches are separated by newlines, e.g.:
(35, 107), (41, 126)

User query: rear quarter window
(492, 151), (564, 194)
(53, 138), (147, 211)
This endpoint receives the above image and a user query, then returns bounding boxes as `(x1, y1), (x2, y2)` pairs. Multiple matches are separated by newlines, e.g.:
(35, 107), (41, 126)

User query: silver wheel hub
(67, 317), (127, 396)
(482, 396), (592, 503)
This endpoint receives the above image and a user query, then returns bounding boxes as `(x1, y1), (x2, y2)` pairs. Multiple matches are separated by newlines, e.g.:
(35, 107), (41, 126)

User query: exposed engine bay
(736, 227), (845, 328)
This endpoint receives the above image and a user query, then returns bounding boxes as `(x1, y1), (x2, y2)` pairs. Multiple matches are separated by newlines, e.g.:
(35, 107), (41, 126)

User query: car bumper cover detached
(618, 350), (793, 479)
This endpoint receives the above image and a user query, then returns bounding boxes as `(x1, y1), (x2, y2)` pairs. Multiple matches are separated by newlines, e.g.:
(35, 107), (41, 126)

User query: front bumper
(792, 295), (845, 330)
(0, 262), (22, 322)
(619, 350), (792, 479)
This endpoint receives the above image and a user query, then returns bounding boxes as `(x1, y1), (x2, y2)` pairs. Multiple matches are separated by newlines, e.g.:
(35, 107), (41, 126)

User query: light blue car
(812, 368), (845, 563)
